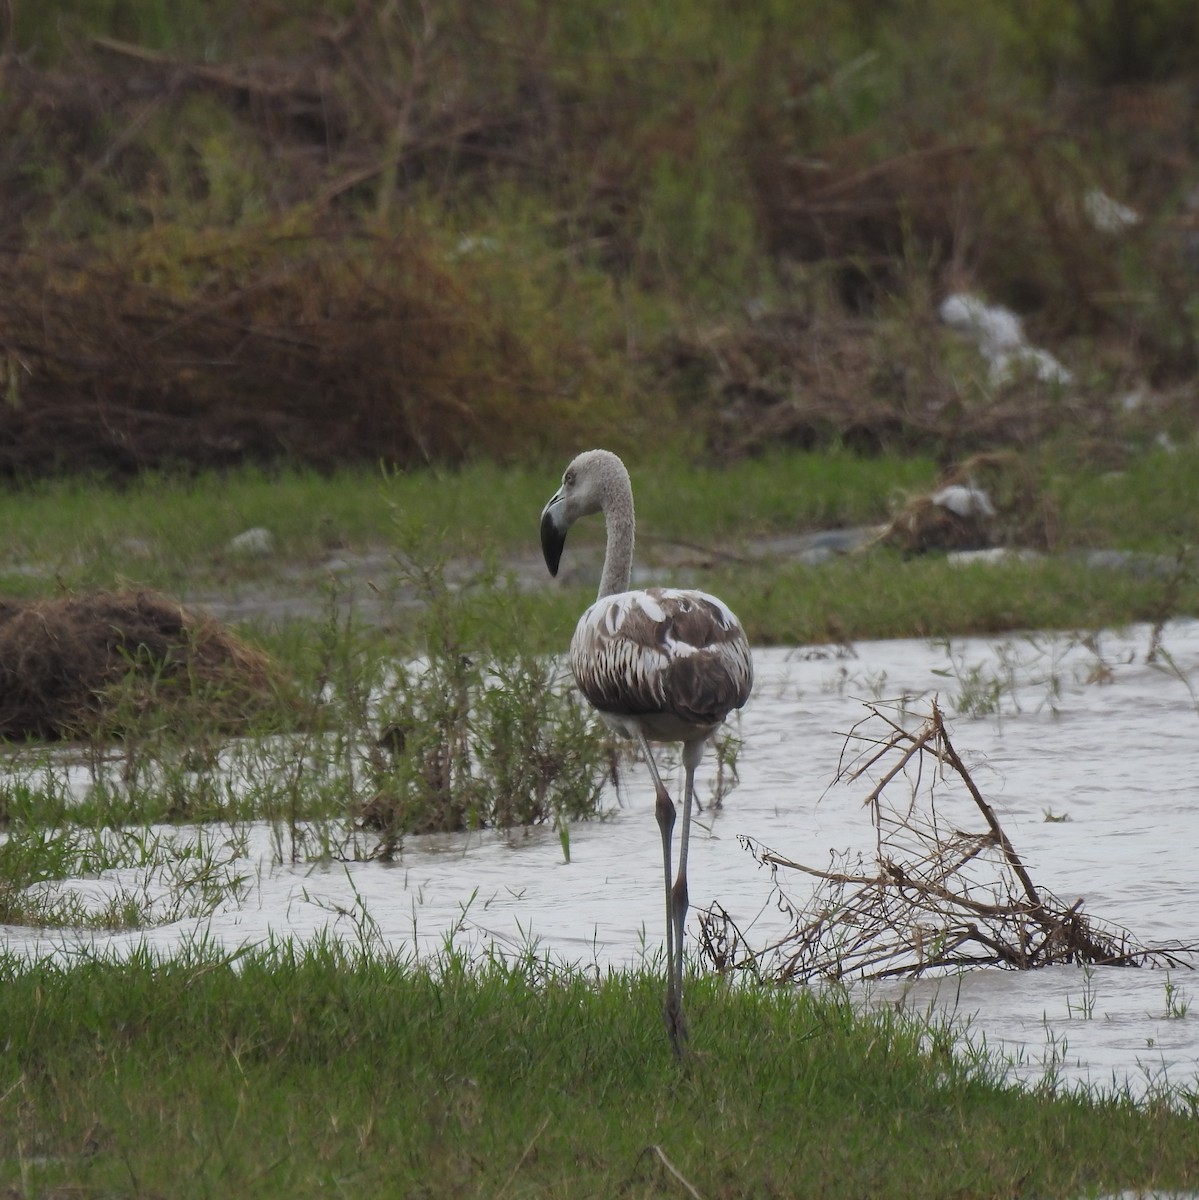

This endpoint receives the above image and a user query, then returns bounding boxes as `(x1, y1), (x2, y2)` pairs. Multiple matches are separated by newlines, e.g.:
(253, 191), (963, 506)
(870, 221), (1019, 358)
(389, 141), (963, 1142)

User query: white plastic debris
(939, 292), (1073, 386)
(946, 547), (1044, 567)
(931, 484), (996, 520)
(940, 293), (1025, 349)
(988, 346), (1074, 387)
(1083, 189), (1140, 234)
(227, 527), (276, 557)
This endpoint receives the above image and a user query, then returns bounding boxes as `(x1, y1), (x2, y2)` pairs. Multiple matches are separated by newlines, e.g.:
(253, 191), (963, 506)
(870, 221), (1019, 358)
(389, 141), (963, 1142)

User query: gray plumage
(571, 588), (750, 731)
(541, 449), (752, 1057)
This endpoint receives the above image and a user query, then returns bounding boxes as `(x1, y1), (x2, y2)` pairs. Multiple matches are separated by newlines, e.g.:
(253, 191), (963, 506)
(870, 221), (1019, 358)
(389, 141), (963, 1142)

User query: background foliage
(2, 0), (1197, 476)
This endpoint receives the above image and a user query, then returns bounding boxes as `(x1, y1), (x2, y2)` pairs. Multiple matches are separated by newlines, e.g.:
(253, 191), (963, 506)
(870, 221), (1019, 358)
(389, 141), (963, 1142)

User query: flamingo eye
(564, 470), (576, 486)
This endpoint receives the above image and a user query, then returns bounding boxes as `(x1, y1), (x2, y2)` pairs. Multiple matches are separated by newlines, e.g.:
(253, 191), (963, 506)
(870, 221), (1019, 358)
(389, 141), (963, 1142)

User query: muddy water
(4, 620), (1198, 1099)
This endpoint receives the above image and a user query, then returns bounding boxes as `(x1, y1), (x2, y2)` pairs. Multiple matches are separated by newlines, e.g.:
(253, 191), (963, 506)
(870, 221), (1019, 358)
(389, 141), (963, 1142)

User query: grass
(2, 942), (1198, 1199)
(0, 516), (612, 914)
(0, 459), (1194, 1193)
(0, 450), (934, 590)
(0, 823), (250, 929)
(0, 446), (1195, 637)
(714, 551), (1199, 647)
(3, 5), (1198, 1189)
(1054, 449), (1199, 551)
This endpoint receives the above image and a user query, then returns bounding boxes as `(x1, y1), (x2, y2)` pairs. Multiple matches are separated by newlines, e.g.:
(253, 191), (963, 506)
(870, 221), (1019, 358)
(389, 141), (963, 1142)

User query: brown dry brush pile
(699, 701), (1194, 981)
(0, 231), (567, 476)
(0, 591), (283, 740)
(2, 9), (1199, 475)
(874, 451), (1058, 553)
(0, 21), (616, 478)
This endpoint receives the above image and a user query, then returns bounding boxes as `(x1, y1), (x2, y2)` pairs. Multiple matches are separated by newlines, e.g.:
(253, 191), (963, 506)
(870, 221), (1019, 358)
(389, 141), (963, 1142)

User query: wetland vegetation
(5, 942), (1199, 1199)
(4, 0), (1199, 1194)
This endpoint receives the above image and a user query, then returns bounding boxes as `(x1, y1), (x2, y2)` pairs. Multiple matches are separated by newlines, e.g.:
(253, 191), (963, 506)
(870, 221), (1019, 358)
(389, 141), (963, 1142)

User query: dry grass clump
(0, 590), (282, 740)
(875, 452), (1056, 553)
(661, 306), (1115, 463)
(700, 701), (1193, 981)
(0, 223), (604, 477)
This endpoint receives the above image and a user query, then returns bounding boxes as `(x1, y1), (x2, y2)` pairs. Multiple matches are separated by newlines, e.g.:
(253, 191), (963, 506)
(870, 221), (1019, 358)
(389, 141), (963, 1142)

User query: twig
(495, 1114), (551, 1200)
(928, 702), (1043, 910)
(645, 1144), (705, 1200)
(707, 700), (1195, 983)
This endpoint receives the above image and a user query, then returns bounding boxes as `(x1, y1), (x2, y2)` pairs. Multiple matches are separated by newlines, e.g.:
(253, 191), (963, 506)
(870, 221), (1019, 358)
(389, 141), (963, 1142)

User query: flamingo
(541, 449), (753, 1056)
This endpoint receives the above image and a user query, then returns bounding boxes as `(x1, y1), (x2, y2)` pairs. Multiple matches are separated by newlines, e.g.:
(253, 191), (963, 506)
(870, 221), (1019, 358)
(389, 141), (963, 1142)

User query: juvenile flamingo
(541, 449), (752, 1056)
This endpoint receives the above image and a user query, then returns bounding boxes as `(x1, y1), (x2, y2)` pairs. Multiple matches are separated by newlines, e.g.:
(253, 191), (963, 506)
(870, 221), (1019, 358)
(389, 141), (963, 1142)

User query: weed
(0, 534), (613, 917)
(1146, 547), (1192, 663)
(932, 632), (1117, 722)
(1066, 966), (1099, 1020)
(1163, 976), (1191, 1020)
(706, 725), (744, 810)
(0, 824), (250, 929)
(3, 2), (1199, 476)
(932, 636), (1036, 720)
(348, 536), (611, 848)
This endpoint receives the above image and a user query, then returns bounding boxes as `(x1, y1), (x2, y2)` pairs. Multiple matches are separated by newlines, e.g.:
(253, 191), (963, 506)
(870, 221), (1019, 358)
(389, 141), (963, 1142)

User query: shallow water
(4, 620), (1199, 1100)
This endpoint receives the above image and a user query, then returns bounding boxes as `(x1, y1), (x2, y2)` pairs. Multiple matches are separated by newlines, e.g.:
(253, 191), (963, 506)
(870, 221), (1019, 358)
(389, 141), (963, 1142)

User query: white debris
(1083, 188), (1140, 233)
(946, 547), (1044, 567)
(939, 292), (1073, 386)
(451, 235), (500, 258)
(988, 346), (1074, 387)
(940, 292), (1025, 349)
(931, 484), (996, 520)
(227, 527), (276, 557)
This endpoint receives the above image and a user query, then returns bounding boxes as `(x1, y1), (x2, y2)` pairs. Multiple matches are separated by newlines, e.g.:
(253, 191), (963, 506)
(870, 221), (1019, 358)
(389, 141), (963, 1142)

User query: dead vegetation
(1, 4), (1198, 475)
(0, 227), (592, 477)
(699, 700), (1194, 981)
(874, 452), (1056, 553)
(663, 309), (1122, 464)
(0, 590), (282, 740)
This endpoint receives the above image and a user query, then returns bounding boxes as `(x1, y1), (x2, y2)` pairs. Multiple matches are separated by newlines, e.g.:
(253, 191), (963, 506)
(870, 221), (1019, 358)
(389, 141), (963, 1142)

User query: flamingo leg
(668, 741), (704, 1056)
(637, 731), (686, 1057)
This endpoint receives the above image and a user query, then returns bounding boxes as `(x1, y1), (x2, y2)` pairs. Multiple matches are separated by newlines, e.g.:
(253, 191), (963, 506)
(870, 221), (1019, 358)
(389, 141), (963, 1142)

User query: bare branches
(699, 701), (1194, 982)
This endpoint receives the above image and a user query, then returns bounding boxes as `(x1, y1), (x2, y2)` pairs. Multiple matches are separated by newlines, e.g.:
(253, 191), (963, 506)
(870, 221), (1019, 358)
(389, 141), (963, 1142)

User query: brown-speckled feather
(569, 587), (752, 732)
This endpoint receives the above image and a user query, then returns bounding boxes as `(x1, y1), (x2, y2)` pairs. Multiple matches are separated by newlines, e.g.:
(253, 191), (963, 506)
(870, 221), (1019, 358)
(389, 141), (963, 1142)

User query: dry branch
(699, 700), (1194, 981)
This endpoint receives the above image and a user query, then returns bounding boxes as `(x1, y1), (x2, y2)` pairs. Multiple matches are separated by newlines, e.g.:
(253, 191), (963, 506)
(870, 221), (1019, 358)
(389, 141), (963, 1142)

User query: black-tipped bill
(540, 496), (567, 577)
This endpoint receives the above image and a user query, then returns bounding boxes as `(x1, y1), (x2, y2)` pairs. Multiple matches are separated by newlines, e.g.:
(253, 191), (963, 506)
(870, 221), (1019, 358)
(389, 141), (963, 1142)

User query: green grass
(714, 551), (1199, 646)
(0, 448), (1196, 676)
(0, 450), (934, 587)
(2, 943), (1197, 1199)
(0, 823), (250, 929)
(1053, 449), (1199, 551)
(0, 444), (1195, 924)
(3, 6), (1197, 1190)
(0, 446), (1195, 609)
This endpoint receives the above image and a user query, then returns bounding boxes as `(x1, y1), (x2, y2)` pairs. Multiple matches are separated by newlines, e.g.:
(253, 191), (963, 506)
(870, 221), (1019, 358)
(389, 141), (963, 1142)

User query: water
(4, 620), (1198, 1100)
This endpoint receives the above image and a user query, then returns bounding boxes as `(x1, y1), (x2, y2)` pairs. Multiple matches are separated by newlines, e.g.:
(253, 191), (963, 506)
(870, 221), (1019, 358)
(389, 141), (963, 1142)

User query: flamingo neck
(598, 467), (635, 599)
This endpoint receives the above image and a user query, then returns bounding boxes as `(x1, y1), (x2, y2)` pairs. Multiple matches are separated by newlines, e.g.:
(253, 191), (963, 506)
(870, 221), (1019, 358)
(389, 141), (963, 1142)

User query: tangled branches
(700, 701), (1193, 981)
